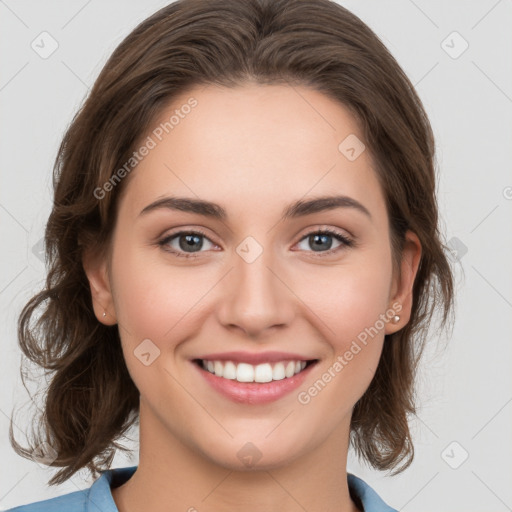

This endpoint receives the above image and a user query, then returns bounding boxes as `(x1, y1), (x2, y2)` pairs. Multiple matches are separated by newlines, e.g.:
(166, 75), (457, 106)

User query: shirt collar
(347, 473), (398, 511)
(87, 465), (138, 512)
(87, 466), (397, 512)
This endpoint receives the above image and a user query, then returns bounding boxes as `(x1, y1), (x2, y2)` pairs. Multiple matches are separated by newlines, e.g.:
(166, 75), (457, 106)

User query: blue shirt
(6, 466), (398, 512)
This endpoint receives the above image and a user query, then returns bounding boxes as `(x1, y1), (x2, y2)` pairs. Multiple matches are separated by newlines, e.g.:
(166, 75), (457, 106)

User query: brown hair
(10, 0), (455, 485)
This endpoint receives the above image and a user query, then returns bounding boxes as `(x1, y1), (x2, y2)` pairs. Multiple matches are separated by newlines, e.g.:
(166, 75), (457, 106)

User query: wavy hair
(10, 0), (455, 485)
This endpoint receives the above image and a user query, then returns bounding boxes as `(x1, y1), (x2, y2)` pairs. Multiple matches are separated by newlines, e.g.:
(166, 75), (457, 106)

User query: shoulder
(347, 473), (398, 512)
(4, 488), (87, 512)
(5, 465), (138, 512)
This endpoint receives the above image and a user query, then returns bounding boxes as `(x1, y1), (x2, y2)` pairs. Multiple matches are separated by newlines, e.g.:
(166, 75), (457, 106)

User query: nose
(216, 245), (296, 338)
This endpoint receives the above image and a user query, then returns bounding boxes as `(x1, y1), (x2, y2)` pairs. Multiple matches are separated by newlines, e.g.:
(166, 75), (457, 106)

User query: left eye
(295, 229), (354, 254)
(158, 229), (354, 258)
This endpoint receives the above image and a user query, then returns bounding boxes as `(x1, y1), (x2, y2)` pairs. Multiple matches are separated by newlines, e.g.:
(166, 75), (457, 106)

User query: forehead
(118, 83), (387, 226)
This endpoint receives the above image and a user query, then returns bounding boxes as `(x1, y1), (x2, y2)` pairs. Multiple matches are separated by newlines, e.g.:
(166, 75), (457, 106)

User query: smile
(197, 359), (312, 383)
(192, 357), (318, 404)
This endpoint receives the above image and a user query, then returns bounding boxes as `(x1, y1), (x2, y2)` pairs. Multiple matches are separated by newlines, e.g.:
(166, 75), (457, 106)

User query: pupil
(311, 234), (332, 251)
(180, 234), (202, 252)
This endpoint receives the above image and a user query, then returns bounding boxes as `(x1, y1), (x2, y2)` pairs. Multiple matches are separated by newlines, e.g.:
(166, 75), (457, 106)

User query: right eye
(158, 229), (217, 258)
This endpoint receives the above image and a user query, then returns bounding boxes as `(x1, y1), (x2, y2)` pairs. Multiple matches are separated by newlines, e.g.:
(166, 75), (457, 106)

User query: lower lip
(192, 361), (317, 404)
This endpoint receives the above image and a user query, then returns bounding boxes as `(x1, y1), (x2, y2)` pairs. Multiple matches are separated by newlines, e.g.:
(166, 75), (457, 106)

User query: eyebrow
(138, 194), (372, 221)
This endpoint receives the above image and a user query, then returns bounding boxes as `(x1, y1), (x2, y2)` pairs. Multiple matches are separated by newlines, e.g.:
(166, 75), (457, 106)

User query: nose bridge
(217, 237), (294, 336)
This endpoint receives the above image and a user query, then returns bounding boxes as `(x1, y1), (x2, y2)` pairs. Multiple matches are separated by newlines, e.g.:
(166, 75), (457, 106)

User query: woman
(8, 0), (455, 511)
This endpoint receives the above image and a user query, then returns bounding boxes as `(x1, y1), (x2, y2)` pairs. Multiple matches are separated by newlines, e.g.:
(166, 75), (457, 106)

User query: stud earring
(391, 315), (400, 324)
(103, 311), (107, 318)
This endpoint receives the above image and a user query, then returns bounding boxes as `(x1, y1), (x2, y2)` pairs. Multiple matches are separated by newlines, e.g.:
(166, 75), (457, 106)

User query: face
(84, 83), (420, 471)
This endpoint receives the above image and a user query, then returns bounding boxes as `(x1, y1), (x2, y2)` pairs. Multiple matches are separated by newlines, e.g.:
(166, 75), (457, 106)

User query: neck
(112, 400), (361, 512)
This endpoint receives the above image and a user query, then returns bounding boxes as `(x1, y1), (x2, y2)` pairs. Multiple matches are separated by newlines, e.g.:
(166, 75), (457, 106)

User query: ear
(82, 246), (117, 325)
(385, 230), (422, 335)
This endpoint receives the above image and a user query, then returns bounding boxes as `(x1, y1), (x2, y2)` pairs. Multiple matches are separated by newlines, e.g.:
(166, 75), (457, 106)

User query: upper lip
(194, 351), (317, 365)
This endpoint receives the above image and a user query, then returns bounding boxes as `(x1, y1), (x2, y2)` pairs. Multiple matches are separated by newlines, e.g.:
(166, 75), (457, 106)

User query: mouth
(191, 355), (319, 404)
(192, 358), (318, 383)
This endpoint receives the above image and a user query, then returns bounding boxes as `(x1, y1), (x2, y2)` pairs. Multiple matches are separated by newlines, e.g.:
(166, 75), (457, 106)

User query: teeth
(236, 363), (254, 382)
(285, 361), (295, 378)
(254, 363), (272, 383)
(201, 359), (310, 383)
(214, 361), (223, 377)
(223, 361), (237, 380)
(273, 362), (285, 381)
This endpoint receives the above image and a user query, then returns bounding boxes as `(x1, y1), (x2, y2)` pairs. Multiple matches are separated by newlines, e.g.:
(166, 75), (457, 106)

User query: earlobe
(82, 248), (117, 325)
(385, 230), (422, 335)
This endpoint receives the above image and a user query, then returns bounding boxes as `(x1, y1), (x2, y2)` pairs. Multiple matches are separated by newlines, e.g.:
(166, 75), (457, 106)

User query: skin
(83, 83), (421, 512)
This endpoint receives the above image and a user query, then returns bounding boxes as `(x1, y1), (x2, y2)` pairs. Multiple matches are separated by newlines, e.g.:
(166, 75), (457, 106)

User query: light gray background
(1, 1), (511, 510)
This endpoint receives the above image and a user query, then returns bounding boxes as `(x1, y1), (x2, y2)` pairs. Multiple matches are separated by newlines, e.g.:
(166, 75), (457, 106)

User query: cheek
(299, 251), (392, 347)
(110, 242), (213, 347)
(334, 270), (389, 345)
(109, 246), (202, 398)
(293, 264), (391, 418)
(291, 248), (393, 412)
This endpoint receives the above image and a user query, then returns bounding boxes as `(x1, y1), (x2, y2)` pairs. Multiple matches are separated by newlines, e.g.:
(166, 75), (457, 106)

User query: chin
(193, 432), (309, 472)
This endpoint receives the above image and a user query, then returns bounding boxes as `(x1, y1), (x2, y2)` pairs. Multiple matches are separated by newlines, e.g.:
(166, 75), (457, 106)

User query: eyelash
(157, 228), (355, 259)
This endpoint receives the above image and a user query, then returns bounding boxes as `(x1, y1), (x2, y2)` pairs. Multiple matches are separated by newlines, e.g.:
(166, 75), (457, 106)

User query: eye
(295, 228), (354, 256)
(158, 229), (217, 258)
(158, 227), (355, 259)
